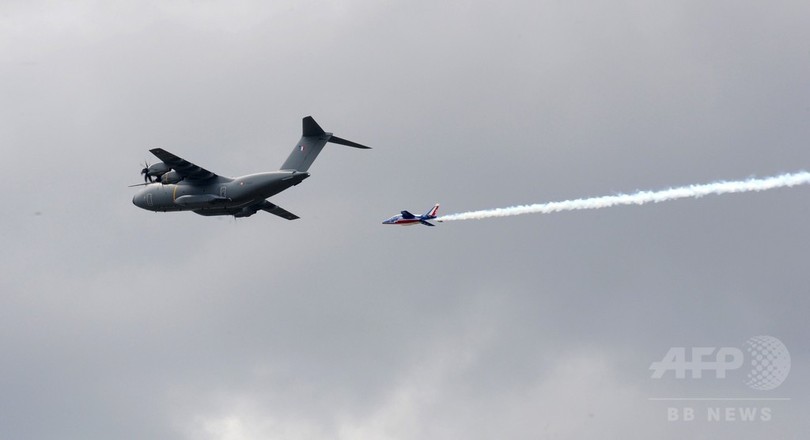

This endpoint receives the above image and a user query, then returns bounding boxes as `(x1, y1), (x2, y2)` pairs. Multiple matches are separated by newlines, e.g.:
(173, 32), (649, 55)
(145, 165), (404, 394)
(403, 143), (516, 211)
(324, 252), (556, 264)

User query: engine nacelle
(160, 170), (183, 184)
(147, 162), (170, 178)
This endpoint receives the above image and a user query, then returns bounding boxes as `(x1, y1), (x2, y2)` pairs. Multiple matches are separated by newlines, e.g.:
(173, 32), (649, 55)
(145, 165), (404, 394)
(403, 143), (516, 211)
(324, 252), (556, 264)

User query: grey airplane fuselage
(131, 116), (370, 219)
(132, 170), (309, 215)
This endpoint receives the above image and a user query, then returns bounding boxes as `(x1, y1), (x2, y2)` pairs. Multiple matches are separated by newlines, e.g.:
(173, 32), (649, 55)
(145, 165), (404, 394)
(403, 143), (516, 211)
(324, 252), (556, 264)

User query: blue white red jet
(382, 204), (440, 227)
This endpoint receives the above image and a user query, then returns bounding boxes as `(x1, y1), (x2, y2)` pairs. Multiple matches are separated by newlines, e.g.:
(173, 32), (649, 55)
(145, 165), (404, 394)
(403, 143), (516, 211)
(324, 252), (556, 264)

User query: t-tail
(280, 116), (371, 172)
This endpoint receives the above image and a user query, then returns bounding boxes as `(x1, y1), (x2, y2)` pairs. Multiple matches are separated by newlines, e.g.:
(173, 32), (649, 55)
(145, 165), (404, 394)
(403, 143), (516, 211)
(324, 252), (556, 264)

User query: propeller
(140, 160), (154, 183)
(131, 159), (171, 187)
(129, 160), (153, 187)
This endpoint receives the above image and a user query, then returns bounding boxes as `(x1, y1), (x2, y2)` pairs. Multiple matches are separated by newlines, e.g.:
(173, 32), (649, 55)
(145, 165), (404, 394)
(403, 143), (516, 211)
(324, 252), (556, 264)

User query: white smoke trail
(438, 171), (810, 222)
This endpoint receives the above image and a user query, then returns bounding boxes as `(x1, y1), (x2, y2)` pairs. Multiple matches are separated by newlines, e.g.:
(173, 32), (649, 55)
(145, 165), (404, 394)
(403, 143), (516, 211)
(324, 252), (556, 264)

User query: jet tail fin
(280, 116), (371, 172)
(423, 203), (440, 218)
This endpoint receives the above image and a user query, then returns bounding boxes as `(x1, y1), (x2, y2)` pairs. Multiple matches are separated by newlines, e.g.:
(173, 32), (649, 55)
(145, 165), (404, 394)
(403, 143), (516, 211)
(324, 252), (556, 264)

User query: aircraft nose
(132, 193), (143, 208)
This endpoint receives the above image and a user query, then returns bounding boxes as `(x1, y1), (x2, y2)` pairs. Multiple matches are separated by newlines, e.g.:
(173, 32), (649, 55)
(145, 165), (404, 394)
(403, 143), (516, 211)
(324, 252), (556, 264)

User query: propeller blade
(141, 160), (151, 182)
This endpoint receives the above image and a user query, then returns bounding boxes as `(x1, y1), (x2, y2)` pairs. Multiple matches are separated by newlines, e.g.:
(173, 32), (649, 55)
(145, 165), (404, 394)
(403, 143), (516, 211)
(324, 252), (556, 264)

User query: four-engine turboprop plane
(382, 204), (440, 226)
(131, 116), (370, 219)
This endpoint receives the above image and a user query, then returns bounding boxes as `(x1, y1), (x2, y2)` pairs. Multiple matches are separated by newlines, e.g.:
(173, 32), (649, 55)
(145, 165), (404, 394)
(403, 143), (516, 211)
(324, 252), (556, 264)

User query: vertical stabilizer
(280, 116), (370, 172)
(424, 203), (440, 218)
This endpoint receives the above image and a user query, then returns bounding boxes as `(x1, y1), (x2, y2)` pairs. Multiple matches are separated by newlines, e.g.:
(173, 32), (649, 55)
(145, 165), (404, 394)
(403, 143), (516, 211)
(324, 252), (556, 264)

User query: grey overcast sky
(2, 1), (809, 438)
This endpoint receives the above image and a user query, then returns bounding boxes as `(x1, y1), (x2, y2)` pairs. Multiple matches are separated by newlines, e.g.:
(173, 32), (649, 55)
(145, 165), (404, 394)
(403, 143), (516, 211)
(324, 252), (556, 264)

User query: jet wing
(259, 201), (300, 220)
(149, 148), (218, 182)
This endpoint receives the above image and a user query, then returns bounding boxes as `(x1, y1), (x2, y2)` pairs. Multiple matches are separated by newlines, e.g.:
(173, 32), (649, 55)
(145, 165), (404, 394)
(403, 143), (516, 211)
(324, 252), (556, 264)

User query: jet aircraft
(131, 116), (370, 219)
(382, 204), (440, 227)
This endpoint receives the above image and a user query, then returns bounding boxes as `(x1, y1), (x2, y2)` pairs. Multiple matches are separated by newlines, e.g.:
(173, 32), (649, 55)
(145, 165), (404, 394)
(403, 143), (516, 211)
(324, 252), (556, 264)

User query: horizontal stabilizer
(329, 135), (371, 149)
(420, 220), (436, 227)
(260, 201), (299, 220)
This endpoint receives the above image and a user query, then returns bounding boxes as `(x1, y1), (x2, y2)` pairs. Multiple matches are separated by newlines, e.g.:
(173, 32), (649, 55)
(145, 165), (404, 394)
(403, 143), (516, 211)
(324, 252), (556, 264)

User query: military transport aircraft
(131, 116), (370, 219)
(382, 204), (440, 227)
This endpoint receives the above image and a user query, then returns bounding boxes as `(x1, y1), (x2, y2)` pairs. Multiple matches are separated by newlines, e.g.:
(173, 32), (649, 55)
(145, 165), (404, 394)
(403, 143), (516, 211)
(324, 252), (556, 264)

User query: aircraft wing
(259, 201), (300, 220)
(149, 148), (218, 182)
